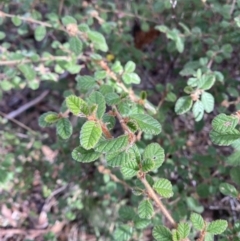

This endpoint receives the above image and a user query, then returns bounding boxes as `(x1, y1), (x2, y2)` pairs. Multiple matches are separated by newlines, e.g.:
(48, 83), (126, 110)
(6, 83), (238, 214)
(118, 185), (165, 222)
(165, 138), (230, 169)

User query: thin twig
(5, 90), (49, 119)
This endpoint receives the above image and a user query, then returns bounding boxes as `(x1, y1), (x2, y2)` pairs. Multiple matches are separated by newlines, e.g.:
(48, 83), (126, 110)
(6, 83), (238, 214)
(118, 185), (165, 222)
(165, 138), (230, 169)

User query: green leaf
(211, 114), (238, 133)
(69, 36), (82, 55)
(80, 121), (102, 150)
(124, 61), (136, 73)
(122, 73), (141, 84)
(0, 31), (6, 40)
(72, 146), (101, 162)
(88, 91), (106, 119)
(111, 60), (123, 73)
(130, 114), (161, 135)
(138, 199), (153, 219)
(62, 16), (77, 26)
(56, 118), (73, 139)
(44, 112), (60, 123)
(66, 95), (87, 115)
(113, 225), (133, 241)
(175, 36), (184, 53)
(126, 120), (139, 133)
(177, 222), (190, 239)
(76, 75), (96, 91)
(119, 206), (136, 221)
(87, 30), (108, 52)
(201, 92), (214, 113)
(153, 178), (173, 198)
(219, 183), (238, 198)
(175, 96), (193, 115)
(207, 220), (228, 235)
(39, 112), (55, 127)
(12, 16), (22, 26)
(226, 150), (240, 166)
(34, 26), (46, 41)
(121, 159), (139, 179)
(95, 135), (129, 153)
(18, 64), (36, 81)
(210, 129), (240, 146)
(190, 213), (205, 230)
(152, 225), (172, 241)
(143, 143), (165, 169)
(106, 149), (134, 167)
(141, 159), (155, 172)
(198, 74), (216, 90)
(134, 218), (151, 229)
(105, 93), (120, 105)
(230, 167), (240, 185)
(192, 100), (204, 121)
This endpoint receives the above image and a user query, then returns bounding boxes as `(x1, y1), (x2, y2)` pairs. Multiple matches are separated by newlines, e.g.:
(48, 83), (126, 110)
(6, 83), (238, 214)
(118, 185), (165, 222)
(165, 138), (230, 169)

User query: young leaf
(66, 95), (86, 115)
(124, 61), (136, 73)
(198, 74), (216, 90)
(87, 30), (108, 52)
(175, 96), (193, 115)
(138, 199), (153, 219)
(152, 225), (172, 241)
(190, 213), (205, 230)
(44, 112), (60, 123)
(80, 121), (102, 150)
(34, 26), (46, 41)
(219, 183), (238, 198)
(122, 73), (141, 84)
(106, 150), (135, 167)
(121, 159), (139, 179)
(113, 225), (133, 241)
(56, 118), (73, 139)
(69, 36), (82, 55)
(153, 178), (173, 198)
(177, 222), (190, 239)
(72, 146), (101, 162)
(39, 112), (55, 127)
(111, 60), (123, 73)
(210, 129), (240, 146)
(143, 143), (165, 169)
(95, 135), (129, 153)
(201, 91), (214, 113)
(88, 91), (106, 119)
(211, 113), (238, 133)
(18, 64), (36, 81)
(192, 100), (204, 121)
(76, 75), (96, 91)
(12, 16), (22, 26)
(141, 159), (155, 172)
(130, 114), (162, 135)
(207, 220), (228, 235)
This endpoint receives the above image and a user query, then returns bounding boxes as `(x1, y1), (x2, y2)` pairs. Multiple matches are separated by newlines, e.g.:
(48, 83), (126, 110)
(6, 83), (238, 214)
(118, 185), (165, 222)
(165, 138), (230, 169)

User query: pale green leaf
(122, 73), (141, 84)
(190, 213), (205, 230)
(192, 100), (204, 121)
(76, 75), (96, 91)
(134, 218), (151, 229)
(80, 121), (102, 150)
(56, 118), (73, 139)
(152, 225), (172, 241)
(34, 26), (46, 41)
(153, 178), (173, 198)
(219, 183), (238, 198)
(141, 159), (155, 172)
(111, 60), (123, 73)
(106, 150), (135, 167)
(138, 199), (153, 219)
(175, 36), (184, 53)
(210, 129), (240, 146)
(72, 146), (101, 162)
(94, 70), (107, 79)
(95, 135), (129, 153)
(207, 220), (228, 235)
(198, 74), (216, 90)
(175, 96), (193, 115)
(211, 113), (238, 133)
(62, 16), (77, 25)
(124, 61), (136, 73)
(226, 150), (240, 165)
(18, 64), (36, 81)
(201, 92), (214, 113)
(130, 114), (161, 135)
(177, 222), (190, 239)
(66, 95), (87, 115)
(44, 112), (60, 123)
(0, 31), (6, 40)
(39, 112), (54, 127)
(121, 159), (139, 179)
(105, 93), (120, 105)
(12, 16), (22, 26)
(87, 30), (108, 52)
(69, 36), (82, 55)
(143, 143), (165, 169)
(113, 225), (133, 241)
(88, 91), (106, 119)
